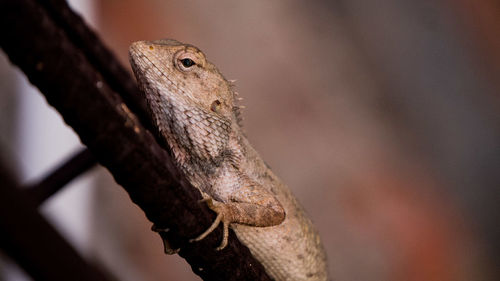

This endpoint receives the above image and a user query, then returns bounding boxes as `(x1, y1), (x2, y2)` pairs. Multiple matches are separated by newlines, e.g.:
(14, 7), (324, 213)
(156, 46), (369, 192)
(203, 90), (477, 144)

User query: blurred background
(1, 0), (499, 280)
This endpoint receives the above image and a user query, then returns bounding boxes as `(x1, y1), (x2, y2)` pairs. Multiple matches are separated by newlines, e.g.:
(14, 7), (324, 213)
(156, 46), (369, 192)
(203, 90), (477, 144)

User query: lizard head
(129, 39), (239, 165)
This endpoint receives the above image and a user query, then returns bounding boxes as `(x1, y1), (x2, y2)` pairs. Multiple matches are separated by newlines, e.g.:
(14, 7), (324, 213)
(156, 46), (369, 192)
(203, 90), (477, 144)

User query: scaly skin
(129, 39), (328, 281)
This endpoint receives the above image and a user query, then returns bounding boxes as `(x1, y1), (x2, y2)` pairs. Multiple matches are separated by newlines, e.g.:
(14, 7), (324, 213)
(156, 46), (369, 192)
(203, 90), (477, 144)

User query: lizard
(129, 39), (329, 281)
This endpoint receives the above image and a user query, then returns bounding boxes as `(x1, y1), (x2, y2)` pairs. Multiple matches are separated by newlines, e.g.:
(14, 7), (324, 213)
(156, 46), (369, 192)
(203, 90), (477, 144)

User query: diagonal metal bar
(19, 0), (169, 204)
(38, 0), (155, 131)
(24, 148), (97, 206)
(0, 159), (118, 281)
(0, 0), (273, 280)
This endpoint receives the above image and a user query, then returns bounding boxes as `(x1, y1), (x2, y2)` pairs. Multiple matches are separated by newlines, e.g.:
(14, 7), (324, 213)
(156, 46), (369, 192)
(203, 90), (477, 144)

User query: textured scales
(129, 39), (328, 281)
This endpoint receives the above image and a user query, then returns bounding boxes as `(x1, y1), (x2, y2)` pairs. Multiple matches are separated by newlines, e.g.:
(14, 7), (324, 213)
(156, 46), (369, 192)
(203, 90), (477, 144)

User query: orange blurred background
(1, 0), (498, 280)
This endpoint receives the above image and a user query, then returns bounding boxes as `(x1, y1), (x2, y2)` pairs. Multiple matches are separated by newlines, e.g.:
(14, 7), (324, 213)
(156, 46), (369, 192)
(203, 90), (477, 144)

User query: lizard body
(129, 39), (328, 281)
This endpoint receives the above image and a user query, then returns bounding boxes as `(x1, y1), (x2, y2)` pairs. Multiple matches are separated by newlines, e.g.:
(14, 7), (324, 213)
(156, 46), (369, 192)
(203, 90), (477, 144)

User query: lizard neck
(161, 124), (235, 189)
(228, 128), (269, 177)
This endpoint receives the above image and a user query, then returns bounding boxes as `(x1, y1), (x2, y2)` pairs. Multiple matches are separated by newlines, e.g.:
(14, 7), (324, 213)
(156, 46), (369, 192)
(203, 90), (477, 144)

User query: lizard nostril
(149, 45), (154, 50)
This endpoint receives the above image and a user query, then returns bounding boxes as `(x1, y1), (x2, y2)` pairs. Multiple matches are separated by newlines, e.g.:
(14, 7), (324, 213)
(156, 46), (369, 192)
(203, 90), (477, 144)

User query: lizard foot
(151, 225), (180, 254)
(189, 198), (230, 251)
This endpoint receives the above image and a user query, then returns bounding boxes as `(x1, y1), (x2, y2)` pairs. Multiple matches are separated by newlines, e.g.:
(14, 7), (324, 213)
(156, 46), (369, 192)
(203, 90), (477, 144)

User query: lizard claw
(151, 224), (180, 254)
(215, 221), (229, 251)
(189, 212), (222, 242)
(151, 224), (169, 233)
(190, 198), (230, 251)
(198, 197), (212, 204)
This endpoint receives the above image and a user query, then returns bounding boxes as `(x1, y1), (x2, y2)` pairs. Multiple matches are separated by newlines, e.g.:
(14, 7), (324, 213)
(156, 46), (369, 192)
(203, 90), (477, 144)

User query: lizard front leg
(191, 177), (285, 250)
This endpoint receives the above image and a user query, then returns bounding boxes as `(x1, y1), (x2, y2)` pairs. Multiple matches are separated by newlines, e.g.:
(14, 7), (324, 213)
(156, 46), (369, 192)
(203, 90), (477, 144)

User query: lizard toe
(190, 211), (222, 242)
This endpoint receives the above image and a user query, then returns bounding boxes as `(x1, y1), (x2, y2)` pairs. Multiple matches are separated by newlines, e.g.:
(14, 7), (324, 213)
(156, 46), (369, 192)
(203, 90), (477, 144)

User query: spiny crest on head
(229, 79), (244, 127)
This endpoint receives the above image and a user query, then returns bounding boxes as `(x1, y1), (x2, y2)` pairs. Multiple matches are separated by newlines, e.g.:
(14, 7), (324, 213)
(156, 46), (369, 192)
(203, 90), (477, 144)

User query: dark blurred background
(1, 0), (499, 280)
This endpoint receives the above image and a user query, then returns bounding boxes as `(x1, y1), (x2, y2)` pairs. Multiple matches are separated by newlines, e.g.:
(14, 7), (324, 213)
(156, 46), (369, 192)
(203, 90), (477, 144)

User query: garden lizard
(129, 39), (328, 281)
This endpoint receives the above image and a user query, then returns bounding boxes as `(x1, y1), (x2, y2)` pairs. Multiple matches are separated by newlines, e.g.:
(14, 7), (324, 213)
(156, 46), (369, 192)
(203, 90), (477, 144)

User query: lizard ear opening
(210, 100), (222, 113)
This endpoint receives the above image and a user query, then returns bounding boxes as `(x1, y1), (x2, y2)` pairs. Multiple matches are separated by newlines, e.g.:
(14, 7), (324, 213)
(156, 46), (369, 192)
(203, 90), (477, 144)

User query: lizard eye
(210, 100), (222, 113)
(174, 50), (201, 71)
(180, 58), (195, 68)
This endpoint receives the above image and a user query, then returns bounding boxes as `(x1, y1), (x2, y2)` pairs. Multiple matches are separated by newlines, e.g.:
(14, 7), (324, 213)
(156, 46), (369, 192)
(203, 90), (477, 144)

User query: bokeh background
(1, 0), (499, 280)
